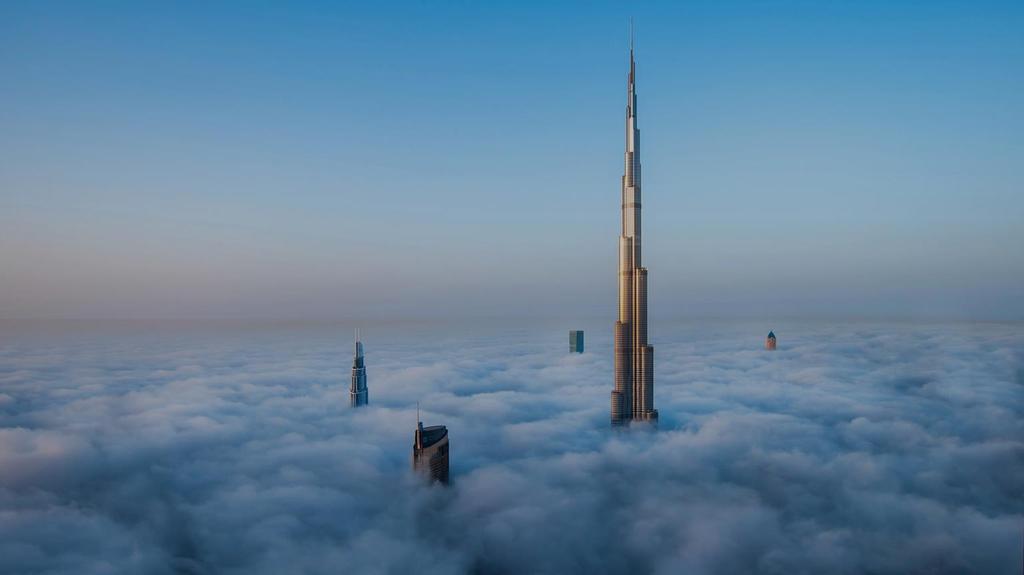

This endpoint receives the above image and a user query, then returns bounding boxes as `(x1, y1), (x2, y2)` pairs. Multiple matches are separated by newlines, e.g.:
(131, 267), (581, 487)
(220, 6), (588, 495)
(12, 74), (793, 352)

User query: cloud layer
(0, 320), (1021, 574)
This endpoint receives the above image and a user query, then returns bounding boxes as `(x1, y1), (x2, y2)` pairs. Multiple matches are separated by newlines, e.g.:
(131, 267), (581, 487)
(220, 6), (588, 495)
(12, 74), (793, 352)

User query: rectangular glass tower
(570, 330), (584, 353)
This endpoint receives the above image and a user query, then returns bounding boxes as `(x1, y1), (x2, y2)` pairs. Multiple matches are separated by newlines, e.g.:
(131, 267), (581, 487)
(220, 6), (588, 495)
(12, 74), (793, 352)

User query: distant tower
(413, 411), (449, 484)
(766, 331), (777, 351)
(569, 330), (585, 353)
(350, 331), (368, 407)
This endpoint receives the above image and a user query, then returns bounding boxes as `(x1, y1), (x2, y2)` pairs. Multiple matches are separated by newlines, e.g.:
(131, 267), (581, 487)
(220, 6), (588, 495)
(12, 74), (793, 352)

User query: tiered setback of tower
(611, 43), (658, 426)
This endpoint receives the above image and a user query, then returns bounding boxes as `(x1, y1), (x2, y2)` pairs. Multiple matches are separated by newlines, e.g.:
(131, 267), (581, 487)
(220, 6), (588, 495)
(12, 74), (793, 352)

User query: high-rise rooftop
(413, 420), (449, 484)
(570, 330), (584, 353)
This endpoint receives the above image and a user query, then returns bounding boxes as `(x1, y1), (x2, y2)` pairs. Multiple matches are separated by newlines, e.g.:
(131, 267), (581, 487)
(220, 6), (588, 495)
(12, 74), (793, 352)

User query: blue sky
(1, 1), (1022, 319)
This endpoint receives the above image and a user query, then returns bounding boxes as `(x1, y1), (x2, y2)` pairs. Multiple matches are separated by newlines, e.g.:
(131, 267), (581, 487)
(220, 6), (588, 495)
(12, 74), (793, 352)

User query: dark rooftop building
(413, 420), (449, 485)
(766, 331), (777, 351)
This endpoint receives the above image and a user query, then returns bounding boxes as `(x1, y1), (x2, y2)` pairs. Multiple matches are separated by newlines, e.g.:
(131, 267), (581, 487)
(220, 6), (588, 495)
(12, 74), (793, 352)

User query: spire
(629, 17), (635, 75)
(625, 19), (638, 157)
(628, 18), (636, 115)
(415, 402), (423, 448)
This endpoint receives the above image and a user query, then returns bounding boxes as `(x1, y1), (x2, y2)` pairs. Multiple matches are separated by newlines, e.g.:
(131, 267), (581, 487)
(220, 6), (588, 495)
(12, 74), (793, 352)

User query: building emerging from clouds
(569, 330), (584, 353)
(413, 419), (449, 484)
(611, 37), (658, 427)
(350, 333), (368, 407)
(766, 331), (777, 350)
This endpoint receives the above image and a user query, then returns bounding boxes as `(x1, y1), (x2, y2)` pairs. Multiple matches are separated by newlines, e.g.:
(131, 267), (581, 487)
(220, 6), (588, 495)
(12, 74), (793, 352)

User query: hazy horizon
(3, 1), (1022, 321)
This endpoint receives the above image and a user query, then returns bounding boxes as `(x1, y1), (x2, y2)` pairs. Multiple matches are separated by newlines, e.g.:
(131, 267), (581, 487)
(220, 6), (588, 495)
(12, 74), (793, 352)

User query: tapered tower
(350, 331), (368, 407)
(611, 29), (657, 426)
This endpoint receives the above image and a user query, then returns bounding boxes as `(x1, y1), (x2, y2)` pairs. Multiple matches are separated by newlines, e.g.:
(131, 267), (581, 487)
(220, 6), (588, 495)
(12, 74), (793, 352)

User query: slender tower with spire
(611, 26), (658, 426)
(350, 330), (368, 407)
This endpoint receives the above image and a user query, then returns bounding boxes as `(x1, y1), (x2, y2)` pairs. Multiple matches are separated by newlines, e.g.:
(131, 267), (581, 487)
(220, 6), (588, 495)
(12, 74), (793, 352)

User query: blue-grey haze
(0, 320), (1021, 573)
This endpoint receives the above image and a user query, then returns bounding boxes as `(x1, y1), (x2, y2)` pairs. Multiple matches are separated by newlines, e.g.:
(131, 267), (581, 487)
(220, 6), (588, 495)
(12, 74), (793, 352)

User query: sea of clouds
(0, 319), (1021, 574)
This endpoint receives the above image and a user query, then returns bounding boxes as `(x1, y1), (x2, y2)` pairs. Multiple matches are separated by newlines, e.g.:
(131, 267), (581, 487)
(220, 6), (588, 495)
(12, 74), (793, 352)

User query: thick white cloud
(0, 321), (1021, 574)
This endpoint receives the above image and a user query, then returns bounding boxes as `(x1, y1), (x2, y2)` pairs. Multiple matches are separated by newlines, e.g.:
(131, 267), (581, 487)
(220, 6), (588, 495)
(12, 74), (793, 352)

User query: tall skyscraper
(611, 34), (658, 426)
(766, 331), (777, 350)
(350, 331), (368, 407)
(413, 417), (449, 484)
(569, 330), (584, 353)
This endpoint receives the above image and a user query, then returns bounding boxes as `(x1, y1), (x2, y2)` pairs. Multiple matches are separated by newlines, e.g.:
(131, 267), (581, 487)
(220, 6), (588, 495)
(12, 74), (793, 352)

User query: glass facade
(570, 330), (584, 353)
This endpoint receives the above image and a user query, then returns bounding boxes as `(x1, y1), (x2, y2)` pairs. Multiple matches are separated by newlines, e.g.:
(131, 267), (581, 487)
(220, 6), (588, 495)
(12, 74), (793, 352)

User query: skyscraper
(569, 330), (584, 353)
(350, 331), (368, 407)
(413, 418), (449, 484)
(766, 331), (777, 350)
(611, 33), (658, 427)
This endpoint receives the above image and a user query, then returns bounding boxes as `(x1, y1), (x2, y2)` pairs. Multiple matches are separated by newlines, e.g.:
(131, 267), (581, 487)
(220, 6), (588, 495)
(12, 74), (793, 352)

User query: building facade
(611, 38), (658, 426)
(413, 421), (449, 484)
(570, 330), (584, 353)
(350, 333), (368, 407)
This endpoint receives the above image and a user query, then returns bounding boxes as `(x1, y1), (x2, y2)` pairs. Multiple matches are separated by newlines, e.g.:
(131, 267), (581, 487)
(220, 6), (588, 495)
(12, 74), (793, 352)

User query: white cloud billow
(0, 321), (1021, 574)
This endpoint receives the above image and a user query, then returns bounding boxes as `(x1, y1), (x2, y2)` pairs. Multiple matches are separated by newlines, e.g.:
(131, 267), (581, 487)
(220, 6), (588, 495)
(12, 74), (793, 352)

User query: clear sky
(2, 1), (1021, 320)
